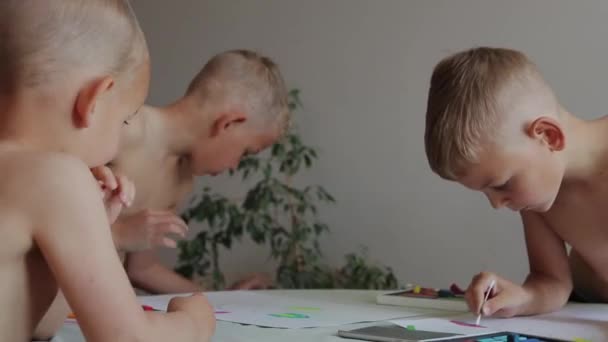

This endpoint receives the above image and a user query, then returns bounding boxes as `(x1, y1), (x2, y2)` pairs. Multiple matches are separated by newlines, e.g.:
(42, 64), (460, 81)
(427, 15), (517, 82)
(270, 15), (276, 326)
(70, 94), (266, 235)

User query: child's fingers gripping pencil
(476, 279), (496, 325)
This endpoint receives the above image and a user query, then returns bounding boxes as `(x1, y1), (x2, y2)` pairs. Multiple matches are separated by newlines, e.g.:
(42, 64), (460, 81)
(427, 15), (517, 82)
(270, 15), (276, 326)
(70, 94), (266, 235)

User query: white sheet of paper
(390, 317), (496, 335)
(139, 291), (429, 329)
(394, 304), (608, 341)
(470, 304), (608, 341)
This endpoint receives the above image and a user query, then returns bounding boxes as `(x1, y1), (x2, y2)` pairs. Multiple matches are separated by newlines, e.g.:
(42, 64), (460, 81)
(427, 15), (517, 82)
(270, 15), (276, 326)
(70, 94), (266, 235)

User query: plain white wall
(130, 0), (608, 288)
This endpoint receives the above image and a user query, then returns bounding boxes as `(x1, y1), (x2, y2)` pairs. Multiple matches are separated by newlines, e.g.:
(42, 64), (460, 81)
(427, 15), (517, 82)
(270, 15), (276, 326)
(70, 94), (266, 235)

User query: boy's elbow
(525, 273), (572, 313)
(553, 287), (571, 308)
(542, 278), (572, 313)
(556, 276), (573, 303)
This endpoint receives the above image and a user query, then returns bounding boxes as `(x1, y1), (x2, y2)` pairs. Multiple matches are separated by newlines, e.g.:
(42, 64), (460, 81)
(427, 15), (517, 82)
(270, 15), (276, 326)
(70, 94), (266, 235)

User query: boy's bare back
(0, 148), (61, 341)
(0, 147), (123, 341)
(539, 155), (608, 301)
(0, 1), (215, 340)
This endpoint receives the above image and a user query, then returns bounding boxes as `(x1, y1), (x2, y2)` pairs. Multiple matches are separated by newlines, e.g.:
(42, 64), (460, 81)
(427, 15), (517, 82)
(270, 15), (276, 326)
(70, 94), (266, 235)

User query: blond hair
(424, 47), (555, 180)
(186, 50), (291, 135)
(0, 0), (146, 93)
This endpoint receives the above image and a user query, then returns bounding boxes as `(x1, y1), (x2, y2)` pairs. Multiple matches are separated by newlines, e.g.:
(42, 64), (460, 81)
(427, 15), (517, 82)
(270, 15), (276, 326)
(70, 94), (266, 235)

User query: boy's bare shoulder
(0, 147), (94, 206)
(4, 148), (88, 180)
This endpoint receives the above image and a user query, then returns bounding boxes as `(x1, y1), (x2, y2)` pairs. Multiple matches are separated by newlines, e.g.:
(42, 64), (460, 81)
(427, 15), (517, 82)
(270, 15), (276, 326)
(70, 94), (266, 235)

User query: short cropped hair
(424, 47), (556, 180)
(0, 0), (145, 93)
(186, 50), (291, 134)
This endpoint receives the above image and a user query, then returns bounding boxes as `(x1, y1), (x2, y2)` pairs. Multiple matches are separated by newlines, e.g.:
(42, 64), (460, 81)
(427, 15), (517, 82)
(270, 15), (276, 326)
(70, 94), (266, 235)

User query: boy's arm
(32, 156), (213, 342)
(466, 211), (571, 317)
(519, 211), (572, 313)
(126, 250), (202, 294)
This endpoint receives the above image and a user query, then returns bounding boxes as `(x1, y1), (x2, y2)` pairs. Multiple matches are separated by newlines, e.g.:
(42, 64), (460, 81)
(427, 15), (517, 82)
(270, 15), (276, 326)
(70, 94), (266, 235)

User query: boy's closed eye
(492, 179), (511, 191)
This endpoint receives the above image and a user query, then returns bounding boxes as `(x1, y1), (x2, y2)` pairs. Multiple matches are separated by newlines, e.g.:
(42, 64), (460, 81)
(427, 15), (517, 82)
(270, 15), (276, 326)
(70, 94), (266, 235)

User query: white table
(50, 290), (608, 341)
(51, 290), (403, 342)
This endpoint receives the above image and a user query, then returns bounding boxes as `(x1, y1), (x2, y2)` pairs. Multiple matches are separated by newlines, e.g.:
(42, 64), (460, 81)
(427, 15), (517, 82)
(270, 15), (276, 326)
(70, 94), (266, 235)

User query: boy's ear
(526, 116), (565, 152)
(73, 76), (114, 128)
(211, 111), (247, 137)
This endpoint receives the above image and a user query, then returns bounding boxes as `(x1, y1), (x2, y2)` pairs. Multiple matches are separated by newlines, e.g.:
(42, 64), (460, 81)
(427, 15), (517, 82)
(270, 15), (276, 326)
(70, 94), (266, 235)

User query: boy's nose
(486, 193), (507, 209)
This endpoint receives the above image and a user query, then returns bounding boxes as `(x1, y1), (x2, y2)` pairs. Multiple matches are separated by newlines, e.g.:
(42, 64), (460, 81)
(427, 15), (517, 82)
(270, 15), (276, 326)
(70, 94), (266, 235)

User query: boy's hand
(465, 272), (533, 318)
(113, 209), (188, 252)
(167, 293), (216, 341)
(90, 166), (135, 224)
